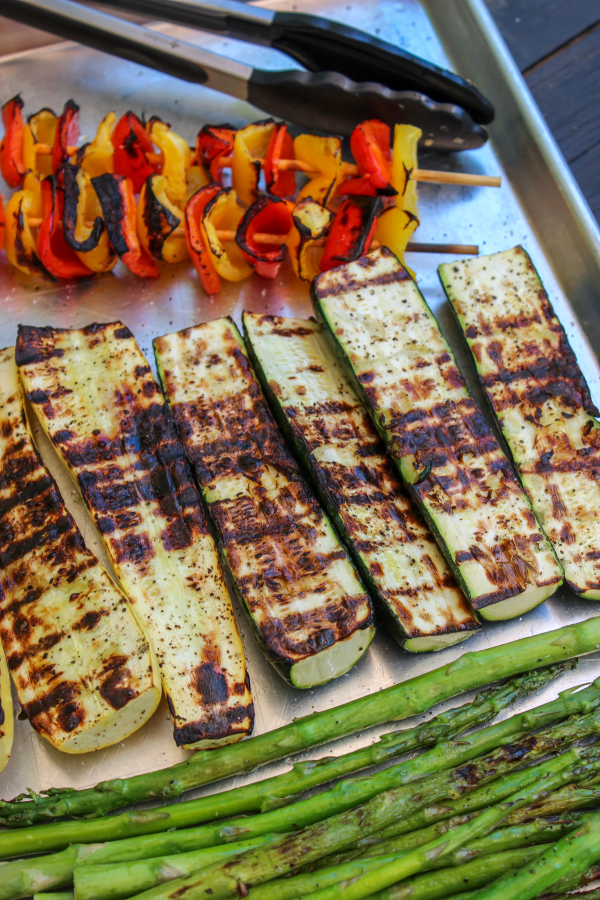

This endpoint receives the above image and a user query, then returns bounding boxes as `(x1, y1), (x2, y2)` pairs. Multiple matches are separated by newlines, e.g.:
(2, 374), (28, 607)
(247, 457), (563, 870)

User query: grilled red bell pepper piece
(92, 172), (158, 278)
(0, 94), (25, 188)
(0, 194), (4, 251)
(185, 182), (222, 294)
(264, 124), (296, 197)
(235, 195), (293, 279)
(196, 124), (236, 183)
(319, 195), (383, 272)
(52, 99), (79, 177)
(340, 120), (397, 197)
(111, 111), (156, 193)
(37, 176), (93, 279)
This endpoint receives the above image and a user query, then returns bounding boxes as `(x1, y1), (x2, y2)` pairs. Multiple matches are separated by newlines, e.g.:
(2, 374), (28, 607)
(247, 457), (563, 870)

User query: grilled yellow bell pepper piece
(81, 110), (115, 178)
(137, 173), (189, 264)
(288, 198), (333, 281)
(294, 134), (344, 208)
(374, 206), (418, 276)
(4, 185), (52, 279)
(22, 170), (42, 206)
(63, 162), (117, 272)
(231, 120), (275, 207)
(186, 163), (211, 201)
(147, 117), (192, 209)
(392, 124), (422, 218)
(22, 107), (58, 178)
(201, 187), (252, 281)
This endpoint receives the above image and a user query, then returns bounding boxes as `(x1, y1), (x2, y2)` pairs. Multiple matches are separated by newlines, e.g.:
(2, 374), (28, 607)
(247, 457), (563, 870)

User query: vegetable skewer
(29, 142), (501, 188)
(2, 618), (600, 829)
(14, 214), (479, 256)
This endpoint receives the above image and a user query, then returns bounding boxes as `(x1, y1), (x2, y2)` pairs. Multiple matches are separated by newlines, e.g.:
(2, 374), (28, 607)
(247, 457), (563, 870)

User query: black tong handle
(91, 0), (494, 124)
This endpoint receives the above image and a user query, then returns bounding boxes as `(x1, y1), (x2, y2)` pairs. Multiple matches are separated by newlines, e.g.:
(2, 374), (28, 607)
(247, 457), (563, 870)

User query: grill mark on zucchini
(154, 319), (375, 687)
(440, 245), (600, 598)
(243, 313), (479, 651)
(0, 346), (160, 752)
(16, 324), (254, 749)
(312, 248), (563, 621)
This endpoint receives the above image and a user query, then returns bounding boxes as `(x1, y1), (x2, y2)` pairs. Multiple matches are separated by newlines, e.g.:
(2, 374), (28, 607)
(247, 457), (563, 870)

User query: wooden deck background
(485, 0), (600, 223)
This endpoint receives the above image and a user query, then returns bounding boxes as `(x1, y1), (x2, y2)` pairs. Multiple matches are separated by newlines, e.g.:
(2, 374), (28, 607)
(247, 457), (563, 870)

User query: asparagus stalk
(0, 834), (283, 900)
(3, 619), (600, 826)
(370, 739), (600, 842)
(6, 716), (586, 900)
(0, 673), (540, 867)
(331, 813), (584, 868)
(32, 895), (73, 900)
(121, 751), (583, 900)
(373, 860), (600, 900)
(312, 811), (578, 870)
(74, 811), (581, 900)
(269, 762), (590, 900)
(235, 818), (581, 900)
(4, 679), (600, 877)
(368, 848), (544, 900)
(462, 811), (600, 900)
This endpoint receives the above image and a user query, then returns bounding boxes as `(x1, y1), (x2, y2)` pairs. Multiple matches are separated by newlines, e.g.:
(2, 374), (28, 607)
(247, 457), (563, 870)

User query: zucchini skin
(16, 324), (253, 749)
(243, 312), (480, 652)
(311, 248), (563, 621)
(154, 318), (375, 688)
(440, 245), (600, 600)
(0, 346), (160, 753)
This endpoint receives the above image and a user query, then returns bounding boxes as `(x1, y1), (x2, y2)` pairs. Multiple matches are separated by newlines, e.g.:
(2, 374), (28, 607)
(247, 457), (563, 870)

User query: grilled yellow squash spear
(312, 248), (564, 622)
(440, 245), (600, 600)
(0, 640), (13, 772)
(0, 347), (161, 753)
(154, 318), (375, 688)
(16, 323), (253, 749)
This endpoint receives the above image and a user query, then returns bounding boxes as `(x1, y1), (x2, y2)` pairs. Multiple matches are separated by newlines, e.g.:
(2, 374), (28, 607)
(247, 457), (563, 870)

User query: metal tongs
(3, 0), (494, 149)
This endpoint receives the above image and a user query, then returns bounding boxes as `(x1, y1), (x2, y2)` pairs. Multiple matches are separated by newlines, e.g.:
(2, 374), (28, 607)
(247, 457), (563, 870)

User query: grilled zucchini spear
(243, 312), (480, 652)
(16, 323), (253, 749)
(312, 248), (563, 621)
(0, 347), (161, 753)
(440, 245), (600, 599)
(154, 318), (375, 688)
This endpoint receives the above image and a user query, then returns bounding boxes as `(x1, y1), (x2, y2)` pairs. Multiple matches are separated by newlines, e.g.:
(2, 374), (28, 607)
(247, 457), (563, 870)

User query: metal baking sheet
(1, 0), (600, 806)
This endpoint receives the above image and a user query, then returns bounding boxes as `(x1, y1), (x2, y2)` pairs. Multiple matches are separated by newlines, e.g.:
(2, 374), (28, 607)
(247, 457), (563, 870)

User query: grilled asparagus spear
(0, 346), (160, 752)
(312, 247), (563, 620)
(440, 245), (600, 599)
(243, 311), (479, 651)
(154, 318), (374, 688)
(16, 323), (253, 749)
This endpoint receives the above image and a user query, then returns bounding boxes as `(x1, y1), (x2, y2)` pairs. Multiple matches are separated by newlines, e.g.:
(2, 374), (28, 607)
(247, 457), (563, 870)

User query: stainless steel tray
(1, 0), (600, 805)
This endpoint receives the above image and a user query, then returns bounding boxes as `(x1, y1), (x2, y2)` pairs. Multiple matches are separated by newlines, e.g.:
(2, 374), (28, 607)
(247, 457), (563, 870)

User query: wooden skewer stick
(212, 231), (478, 255)
(20, 215), (478, 255)
(33, 142), (501, 189)
(216, 155), (501, 187)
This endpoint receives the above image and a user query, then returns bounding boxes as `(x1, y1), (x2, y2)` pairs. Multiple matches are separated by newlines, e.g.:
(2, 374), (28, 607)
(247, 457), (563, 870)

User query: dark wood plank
(484, 0), (600, 70)
(524, 23), (600, 222)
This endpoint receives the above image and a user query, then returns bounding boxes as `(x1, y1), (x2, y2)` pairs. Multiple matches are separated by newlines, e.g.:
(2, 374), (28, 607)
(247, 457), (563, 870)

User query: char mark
(172, 702), (255, 746)
(16, 325), (65, 367)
